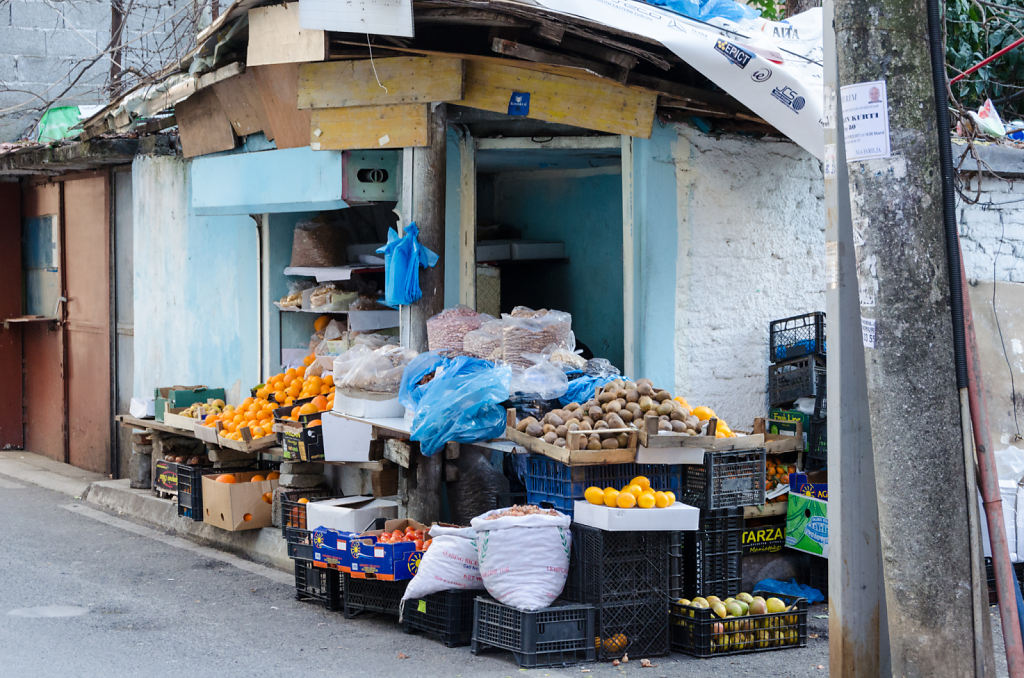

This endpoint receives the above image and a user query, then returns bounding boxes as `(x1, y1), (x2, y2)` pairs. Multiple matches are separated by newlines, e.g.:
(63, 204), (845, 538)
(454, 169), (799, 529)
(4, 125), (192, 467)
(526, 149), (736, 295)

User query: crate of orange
(195, 396), (279, 453)
(273, 396), (330, 462)
(201, 469), (280, 531)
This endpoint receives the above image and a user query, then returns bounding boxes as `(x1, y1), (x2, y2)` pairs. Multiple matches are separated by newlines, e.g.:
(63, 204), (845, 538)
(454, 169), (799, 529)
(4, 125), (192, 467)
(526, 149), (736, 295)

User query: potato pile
(514, 378), (703, 450)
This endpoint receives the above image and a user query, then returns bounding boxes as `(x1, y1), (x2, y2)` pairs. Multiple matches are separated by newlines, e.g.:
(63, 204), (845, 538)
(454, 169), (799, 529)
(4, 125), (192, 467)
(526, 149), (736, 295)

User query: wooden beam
(558, 36), (640, 70)
(211, 70), (271, 137)
(247, 2), (327, 67)
(311, 104), (429, 150)
(490, 37), (625, 81)
(454, 60), (656, 138)
(416, 7), (530, 27)
(458, 129), (476, 309)
(297, 57), (464, 109)
(175, 86), (237, 158)
(474, 135), (620, 150)
(252, 63), (311, 149)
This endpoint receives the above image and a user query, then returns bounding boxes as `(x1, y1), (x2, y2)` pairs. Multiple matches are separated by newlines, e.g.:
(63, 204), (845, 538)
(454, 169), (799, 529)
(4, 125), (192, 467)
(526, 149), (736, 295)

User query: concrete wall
(0, 0), (191, 142)
(131, 154), (260, 405)
(959, 172), (1024, 284)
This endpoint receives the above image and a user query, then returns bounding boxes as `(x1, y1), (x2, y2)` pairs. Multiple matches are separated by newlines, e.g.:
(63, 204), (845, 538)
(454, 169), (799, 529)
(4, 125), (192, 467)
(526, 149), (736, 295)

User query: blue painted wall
(132, 155), (260, 405)
(490, 167), (625, 368)
(629, 122), (678, 388)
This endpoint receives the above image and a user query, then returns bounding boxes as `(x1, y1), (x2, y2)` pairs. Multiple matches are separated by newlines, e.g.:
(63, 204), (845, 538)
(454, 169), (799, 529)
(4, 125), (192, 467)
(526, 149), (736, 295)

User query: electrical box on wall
(342, 151), (400, 203)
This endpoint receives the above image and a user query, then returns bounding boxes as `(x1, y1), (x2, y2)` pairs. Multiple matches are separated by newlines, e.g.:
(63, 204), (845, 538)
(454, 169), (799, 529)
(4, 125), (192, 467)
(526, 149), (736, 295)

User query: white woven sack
(470, 508), (571, 611)
(402, 524), (483, 611)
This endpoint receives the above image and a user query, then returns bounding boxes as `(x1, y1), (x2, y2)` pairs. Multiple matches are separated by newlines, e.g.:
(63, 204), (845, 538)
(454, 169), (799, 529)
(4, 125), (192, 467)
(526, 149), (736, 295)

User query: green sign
(786, 493), (828, 557)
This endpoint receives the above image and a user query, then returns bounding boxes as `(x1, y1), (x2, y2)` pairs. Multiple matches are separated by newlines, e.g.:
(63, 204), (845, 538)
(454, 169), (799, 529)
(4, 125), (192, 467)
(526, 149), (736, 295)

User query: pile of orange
(213, 471), (280, 484)
(201, 355), (335, 439)
(766, 459), (796, 493)
(584, 475), (677, 509)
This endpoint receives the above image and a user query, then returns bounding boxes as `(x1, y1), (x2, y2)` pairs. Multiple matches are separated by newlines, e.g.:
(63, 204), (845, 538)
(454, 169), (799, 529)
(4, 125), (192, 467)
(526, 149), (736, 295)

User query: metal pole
(822, 1), (887, 673)
(833, 0), (994, 671)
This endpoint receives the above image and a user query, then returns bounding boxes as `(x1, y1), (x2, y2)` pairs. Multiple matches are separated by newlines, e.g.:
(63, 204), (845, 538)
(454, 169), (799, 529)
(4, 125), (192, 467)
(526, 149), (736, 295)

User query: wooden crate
(637, 414), (766, 451)
(504, 410), (637, 466)
(162, 407), (198, 432)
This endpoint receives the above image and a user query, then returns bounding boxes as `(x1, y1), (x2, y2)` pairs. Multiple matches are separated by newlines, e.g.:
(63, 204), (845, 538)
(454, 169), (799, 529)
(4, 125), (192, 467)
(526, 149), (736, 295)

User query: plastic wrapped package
(463, 320), (504, 361)
(427, 306), (490, 353)
(290, 218), (346, 267)
(277, 279), (314, 309)
(509, 354), (568, 400)
(333, 344), (418, 394)
(501, 307), (574, 367)
(410, 358), (511, 456)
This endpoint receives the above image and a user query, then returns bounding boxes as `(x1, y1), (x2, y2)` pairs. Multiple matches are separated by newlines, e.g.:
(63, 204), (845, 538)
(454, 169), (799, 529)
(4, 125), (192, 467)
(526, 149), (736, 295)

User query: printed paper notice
(861, 317), (877, 349)
(299, 0), (413, 37)
(841, 80), (891, 161)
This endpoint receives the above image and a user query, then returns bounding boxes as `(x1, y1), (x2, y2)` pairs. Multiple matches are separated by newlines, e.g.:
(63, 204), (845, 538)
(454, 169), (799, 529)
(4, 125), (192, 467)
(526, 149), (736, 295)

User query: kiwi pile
(513, 378), (703, 450)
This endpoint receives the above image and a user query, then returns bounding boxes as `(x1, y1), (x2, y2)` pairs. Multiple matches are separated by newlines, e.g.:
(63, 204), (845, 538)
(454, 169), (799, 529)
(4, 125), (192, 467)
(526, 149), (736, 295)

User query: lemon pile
(584, 475), (676, 509)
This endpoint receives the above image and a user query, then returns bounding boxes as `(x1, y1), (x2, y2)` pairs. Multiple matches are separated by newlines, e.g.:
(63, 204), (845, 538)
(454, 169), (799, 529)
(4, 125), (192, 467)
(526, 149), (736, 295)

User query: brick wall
(959, 172), (1024, 284)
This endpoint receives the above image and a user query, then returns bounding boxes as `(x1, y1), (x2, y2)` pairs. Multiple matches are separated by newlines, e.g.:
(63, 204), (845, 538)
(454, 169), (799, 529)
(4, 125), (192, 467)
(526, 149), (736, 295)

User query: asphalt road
(2, 473), (832, 678)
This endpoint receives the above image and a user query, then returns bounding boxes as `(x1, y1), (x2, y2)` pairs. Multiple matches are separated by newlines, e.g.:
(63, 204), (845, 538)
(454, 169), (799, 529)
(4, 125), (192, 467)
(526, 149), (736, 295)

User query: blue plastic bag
(753, 578), (825, 604)
(376, 222), (439, 307)
(410, 358), (511, 456)
(559, 373), (618, 406)
(398, 351), (447, 411)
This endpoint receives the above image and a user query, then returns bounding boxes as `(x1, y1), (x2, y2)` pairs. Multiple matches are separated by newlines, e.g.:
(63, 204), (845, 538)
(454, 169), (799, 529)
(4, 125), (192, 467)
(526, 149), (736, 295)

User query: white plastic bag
(471, 508), (571, 611)
(510, 353), (569, 400)
(401, 524), (483, 617)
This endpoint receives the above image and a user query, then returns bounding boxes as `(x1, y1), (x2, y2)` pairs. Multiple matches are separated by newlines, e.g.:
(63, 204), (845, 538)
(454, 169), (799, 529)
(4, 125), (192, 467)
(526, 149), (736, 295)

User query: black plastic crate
(681, 448), (765, 510)
(285, 526), (314, 561)
(594, 597), (670, 660)
(402, 589), (478, 647)
(769, 356), (826, 408)
(769, 312), (825, 363)
(984, 558), (1024, 605)
(564, 524), (670, 605)
(802, 555), (828, 598)
(679, 508), (744, 599)
(294, 559), (342, 611)
(175, 464), (219, 521)
(343, 573), (409, 619)
(813, 367), (827, 418)
(806, 417), (827, 470)
(670, 591), (808, 657)
(471, 596), (596, 669)
(523, 455), (682, 517)
(280, 488), (334, 538)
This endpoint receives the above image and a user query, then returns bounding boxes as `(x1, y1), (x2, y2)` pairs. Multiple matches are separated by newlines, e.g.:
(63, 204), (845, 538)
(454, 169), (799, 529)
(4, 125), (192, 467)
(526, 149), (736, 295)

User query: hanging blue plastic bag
(411, 357), (511, 456)
(376, 222), (439, 307)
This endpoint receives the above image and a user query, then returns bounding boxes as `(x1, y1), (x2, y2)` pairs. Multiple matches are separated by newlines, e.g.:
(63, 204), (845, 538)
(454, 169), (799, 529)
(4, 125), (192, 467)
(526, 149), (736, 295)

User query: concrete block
(278, 472), (324, 489)
(10, 2), (63, 29)
(280, 461), (324, 475)
(0, 27), (48, 57)
(44, 29), (100, 58)
(61, 0), (110, 32)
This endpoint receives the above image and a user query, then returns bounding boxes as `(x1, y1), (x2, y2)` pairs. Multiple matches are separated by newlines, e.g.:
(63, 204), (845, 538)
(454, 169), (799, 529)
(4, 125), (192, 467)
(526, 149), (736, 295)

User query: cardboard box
(786, 492), (828, 558)
(153, 386), (225, 422)
(322, 411), (375, 462)
(742, 515), (786, 554)
(789, 470), (827, 500)
(201, 470), (278, 531)
(153, 459), (178, 494)
(347, 518), (429, 580)
(768, 408), (810, 451)
(572, 500), (700, 531)
(312, 527), (353, 571)
(162, 407), (198, 432)
(305, 496), (398, 533)
(333, 391), (405, 419)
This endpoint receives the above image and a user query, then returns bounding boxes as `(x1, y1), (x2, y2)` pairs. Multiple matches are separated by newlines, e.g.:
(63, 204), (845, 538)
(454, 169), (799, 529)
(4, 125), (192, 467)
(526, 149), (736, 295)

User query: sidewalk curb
(86, 479), (292, 572)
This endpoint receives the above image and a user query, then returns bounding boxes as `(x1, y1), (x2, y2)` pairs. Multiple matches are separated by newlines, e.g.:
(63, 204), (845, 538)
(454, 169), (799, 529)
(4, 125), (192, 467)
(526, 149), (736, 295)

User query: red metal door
(0, 182), (23, 448)
(63, 173), (111, 474)
(20, 182), (66, 462)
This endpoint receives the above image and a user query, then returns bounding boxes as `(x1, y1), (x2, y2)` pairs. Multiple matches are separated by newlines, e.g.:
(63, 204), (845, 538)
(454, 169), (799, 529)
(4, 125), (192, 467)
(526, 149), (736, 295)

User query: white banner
(532, 0), (825, 159)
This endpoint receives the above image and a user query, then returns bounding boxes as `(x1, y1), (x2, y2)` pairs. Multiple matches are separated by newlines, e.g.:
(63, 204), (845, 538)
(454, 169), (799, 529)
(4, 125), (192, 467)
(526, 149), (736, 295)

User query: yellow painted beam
(311, 104), (429, 150)
(454, 60), (656, 138)
(298, 56), (464, 109)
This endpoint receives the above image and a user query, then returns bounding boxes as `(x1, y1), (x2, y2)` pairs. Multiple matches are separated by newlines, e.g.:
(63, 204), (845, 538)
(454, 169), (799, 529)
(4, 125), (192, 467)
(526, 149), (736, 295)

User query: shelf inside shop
(276, 306), (348, 314)
(283, 265), (384, 282)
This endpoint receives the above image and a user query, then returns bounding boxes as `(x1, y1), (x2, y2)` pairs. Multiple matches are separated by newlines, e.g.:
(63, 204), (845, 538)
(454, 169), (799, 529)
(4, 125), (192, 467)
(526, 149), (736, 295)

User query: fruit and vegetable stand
(116, 304), (824, 668)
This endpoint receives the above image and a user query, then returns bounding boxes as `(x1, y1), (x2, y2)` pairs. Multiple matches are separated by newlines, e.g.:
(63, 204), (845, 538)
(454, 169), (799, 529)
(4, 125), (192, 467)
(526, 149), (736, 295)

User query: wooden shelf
(283, 265), (383, 282)
(3, 315), (58, 328)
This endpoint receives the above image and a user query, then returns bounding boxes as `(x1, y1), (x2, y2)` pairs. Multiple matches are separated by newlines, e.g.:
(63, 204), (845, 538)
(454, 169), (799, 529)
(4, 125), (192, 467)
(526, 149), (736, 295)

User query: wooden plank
(458, 129), (476, 309)
(504, 426), (636, 465)
(454, 60), (655, 138)
(211, 70), (271, 137)
(247, 2), (327, 67)
(174, 87), (237, 158)
(297, 57), (464, 109)
(252, 63), (311, 149)
(311, 104), (428, 150)
(491, 38), (625, 82)
(621, 135), (636, 378)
